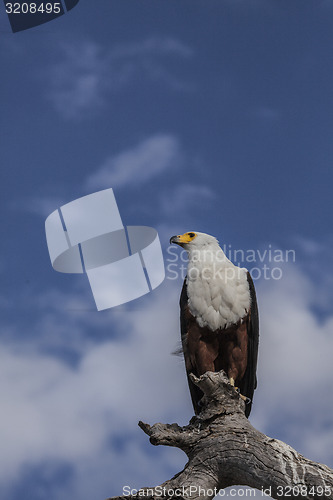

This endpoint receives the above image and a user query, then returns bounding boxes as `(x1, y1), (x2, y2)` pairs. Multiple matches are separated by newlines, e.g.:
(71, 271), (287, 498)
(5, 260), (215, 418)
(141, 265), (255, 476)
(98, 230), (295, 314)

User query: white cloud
(251, 265), (333, 466)
(0, 280), (190, 499)
(46, 38), (193, 118)
(85, 134), (182, 190)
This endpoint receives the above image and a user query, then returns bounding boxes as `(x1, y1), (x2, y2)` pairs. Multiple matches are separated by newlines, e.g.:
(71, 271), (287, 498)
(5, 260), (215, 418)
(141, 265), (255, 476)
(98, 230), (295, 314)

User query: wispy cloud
(292, 235), (333, 315)
(159, 183), (215, 214)
(293, 235), (328, 256)
(12, 134), (215, 221)
(108, 37), (193, 59)
(46, 38), (194, 118)
(253, 106), (280, 120)
(9, 196), (66, 217)
(85, 133), (182, 190)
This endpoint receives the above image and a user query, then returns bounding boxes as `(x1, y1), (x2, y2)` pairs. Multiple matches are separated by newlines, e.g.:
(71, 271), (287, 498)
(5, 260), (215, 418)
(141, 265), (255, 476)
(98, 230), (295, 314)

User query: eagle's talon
(197, 397), (205, 408)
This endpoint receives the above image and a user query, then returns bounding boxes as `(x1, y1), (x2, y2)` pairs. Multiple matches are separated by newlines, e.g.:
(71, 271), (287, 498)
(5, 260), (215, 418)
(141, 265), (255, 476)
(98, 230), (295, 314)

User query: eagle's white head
(170, 231), (219, 250)
(170, 231), (227, 264)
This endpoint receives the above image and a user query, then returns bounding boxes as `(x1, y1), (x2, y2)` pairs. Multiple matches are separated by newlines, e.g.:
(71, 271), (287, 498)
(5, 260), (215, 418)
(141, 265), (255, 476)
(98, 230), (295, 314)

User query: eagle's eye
(188, 232), (196, 238)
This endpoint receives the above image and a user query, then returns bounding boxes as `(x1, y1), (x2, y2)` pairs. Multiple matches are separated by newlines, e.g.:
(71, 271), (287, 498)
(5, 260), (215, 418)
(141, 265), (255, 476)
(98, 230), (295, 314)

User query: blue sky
(1, 1), (333, 499)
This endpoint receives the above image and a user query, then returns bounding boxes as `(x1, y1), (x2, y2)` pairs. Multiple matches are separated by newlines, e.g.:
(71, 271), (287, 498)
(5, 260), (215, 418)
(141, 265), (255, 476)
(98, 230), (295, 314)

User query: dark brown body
(183, 304), (249, 383)
(180, 272), (259, 418)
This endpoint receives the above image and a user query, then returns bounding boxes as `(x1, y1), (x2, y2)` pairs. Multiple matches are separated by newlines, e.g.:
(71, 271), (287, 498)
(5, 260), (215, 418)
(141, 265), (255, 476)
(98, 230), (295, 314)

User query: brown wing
(239, 272), (259, 417)
(180, 279), (204, 414)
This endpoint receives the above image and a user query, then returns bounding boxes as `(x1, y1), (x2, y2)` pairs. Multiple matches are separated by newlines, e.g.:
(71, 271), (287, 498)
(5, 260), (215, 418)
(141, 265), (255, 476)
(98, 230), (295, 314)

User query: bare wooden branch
(107, 371), (333, 500)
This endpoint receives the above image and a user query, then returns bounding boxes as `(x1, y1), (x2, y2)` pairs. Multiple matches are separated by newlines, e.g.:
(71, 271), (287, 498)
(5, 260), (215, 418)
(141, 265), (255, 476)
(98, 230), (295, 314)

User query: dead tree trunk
(107, 371), (333, 500)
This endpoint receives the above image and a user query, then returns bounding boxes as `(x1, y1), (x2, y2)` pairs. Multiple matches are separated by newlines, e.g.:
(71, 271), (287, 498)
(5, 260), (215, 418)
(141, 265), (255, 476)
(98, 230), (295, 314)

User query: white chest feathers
(186, 250), (251, 331)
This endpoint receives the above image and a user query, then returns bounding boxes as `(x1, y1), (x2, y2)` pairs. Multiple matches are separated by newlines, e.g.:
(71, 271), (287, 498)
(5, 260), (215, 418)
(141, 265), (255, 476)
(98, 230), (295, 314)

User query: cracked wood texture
(107, 371), (333, 500)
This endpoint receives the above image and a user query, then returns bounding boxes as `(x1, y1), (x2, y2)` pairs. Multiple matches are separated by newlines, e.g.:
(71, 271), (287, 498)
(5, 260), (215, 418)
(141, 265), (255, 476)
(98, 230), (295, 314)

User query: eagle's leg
(229, 376), (248, 403)
(227, 333), (248, 402)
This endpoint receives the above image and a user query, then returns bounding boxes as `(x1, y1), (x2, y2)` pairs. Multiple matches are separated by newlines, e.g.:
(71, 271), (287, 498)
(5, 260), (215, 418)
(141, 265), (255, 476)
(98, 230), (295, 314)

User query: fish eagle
(170, 231), (259, 418)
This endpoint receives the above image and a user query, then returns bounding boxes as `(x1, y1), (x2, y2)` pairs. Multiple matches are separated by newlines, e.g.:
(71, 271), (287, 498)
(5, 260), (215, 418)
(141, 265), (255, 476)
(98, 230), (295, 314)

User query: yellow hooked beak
(170, 232), (197, 245)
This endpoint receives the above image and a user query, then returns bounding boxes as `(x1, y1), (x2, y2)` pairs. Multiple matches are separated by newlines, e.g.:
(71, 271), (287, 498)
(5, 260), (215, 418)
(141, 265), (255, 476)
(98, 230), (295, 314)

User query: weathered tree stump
(107, 371), (333, 500)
